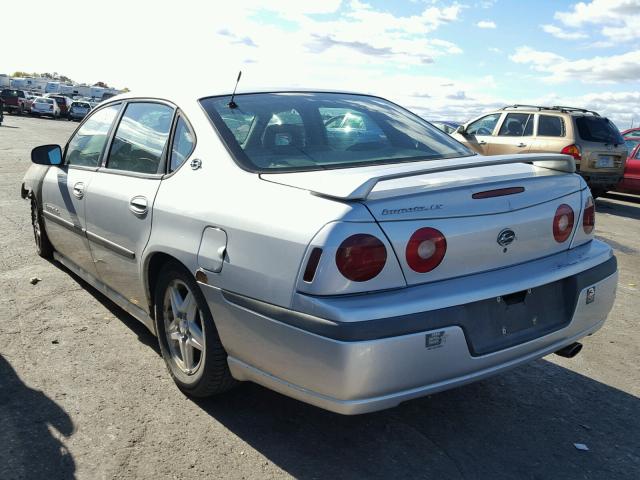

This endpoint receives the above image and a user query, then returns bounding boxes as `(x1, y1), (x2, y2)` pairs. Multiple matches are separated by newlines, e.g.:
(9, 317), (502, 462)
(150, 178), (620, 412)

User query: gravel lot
(0, 114), (638, 480)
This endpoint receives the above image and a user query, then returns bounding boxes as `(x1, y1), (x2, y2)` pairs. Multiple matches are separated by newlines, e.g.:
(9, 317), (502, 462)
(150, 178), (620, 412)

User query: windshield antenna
(228, 71), (242, 109)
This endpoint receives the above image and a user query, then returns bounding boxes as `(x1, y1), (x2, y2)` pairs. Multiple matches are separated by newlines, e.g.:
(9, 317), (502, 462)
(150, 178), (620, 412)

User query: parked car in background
(68, 100), (92, 121)
(21, 90), (617, 414)
(1, 89), (29, 115)
(30, 97), (61, 118)
(432, 121), (461, 135)
(46, 94), (72, 117)
(452, 105), (627, 197)
(622, 128), (640, 139)
(616, 138), (640, 195)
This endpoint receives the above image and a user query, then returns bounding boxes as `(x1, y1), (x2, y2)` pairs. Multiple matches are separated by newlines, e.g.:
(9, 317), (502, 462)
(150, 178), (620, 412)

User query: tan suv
(452, 105), (628, 196)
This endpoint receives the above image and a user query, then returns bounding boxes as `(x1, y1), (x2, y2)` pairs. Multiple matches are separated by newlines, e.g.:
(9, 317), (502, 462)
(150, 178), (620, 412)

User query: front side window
(169, 116), (195, 172)
(466, 114), (501, 136)
(66, 103), (121, 167)
(107, 102), (174, 174)
(498, 113), (533, 137)
(538, 115), (565, 137)
(200, 93), (472, 172)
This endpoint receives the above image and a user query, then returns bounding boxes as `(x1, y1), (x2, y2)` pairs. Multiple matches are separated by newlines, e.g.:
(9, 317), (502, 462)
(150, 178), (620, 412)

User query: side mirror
(31, 144), (63, 166)
(455, 125), (467, 135)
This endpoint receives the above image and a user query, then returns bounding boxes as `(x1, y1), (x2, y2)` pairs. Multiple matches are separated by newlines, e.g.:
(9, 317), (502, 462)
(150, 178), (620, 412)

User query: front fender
(21, 164), (51, 203)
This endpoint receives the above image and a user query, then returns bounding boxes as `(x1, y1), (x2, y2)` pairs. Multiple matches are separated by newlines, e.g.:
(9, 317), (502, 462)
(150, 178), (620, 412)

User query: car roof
(106, 87), (375, 106)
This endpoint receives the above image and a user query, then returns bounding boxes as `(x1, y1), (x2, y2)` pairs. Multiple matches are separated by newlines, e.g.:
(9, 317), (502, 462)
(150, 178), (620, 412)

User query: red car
(616, 138), (640, 194)
(622, 128), (640, 139)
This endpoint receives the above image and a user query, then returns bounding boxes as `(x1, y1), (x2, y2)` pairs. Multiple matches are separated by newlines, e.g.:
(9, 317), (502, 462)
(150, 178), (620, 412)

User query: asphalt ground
(0, 114), (638, 480)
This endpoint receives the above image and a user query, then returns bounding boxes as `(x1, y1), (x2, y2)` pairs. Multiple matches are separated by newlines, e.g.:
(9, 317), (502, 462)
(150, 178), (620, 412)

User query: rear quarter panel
(143, 100), (372, 309)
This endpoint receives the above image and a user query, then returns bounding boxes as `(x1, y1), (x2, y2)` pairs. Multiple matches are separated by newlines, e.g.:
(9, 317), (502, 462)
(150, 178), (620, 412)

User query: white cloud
(554, 0), (640, 41)
(476, 20), (496, 29)
(1, 0), (464, 91)
(541, 24), (588, 40)
(510, 46), (640, 83)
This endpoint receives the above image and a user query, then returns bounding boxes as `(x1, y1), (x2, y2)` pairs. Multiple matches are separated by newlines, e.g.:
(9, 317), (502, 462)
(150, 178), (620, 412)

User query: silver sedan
(22, 90), (617, 414)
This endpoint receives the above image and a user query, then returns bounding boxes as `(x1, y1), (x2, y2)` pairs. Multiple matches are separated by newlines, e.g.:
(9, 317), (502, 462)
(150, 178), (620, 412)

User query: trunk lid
(262, 153), (584, 287)
(364, 163), (583, 286)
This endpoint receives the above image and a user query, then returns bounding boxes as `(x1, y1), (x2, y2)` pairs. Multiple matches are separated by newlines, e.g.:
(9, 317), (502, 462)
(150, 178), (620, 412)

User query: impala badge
(497, 228), (516, 247)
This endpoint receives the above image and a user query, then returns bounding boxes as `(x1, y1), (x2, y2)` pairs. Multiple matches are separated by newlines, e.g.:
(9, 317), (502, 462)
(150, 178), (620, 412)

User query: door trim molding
(43, 210), (136, 259)
(43, 210), (84, 235)
(86, 230), (136, 259)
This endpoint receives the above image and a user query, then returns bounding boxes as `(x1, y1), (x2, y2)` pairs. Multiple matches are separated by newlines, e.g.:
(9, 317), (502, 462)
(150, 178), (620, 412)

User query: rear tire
(31, 199), (53, 259)
(154, 262), (236, 397)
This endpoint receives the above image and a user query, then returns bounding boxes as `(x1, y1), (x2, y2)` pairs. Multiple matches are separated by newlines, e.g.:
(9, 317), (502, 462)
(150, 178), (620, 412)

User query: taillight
(335, 234), (387, 282)
(406, 227), (447, 273)
(583, 196), (595, 234)
(561, 144), (581, 162)
(553, 204), (575, 243)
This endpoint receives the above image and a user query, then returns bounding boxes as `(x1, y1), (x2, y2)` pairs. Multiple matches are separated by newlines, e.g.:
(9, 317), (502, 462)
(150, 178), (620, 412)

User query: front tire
(154, 262), (236, 397)
(31, 199), (53, 259)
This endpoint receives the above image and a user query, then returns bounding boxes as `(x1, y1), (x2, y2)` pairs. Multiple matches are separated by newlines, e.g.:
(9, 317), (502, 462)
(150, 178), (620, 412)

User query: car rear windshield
(199, 92), (473, 172)
(73, 102), (89, 108)
(575, 116), (624, 145)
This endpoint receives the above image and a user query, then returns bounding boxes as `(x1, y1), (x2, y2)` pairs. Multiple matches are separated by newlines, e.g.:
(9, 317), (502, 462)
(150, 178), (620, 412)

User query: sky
(3, 0), (639, 128)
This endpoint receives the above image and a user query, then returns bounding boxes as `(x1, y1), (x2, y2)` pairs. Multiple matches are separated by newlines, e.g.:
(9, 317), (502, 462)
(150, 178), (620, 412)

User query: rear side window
(169, 116), (195, 172)
(498, 113), (533, 137)
(537, 115), (565, 137)
(107, 102), (174, 174)
(66, 104), (121, 167)
(575, 117), (624, 144)
(467, 113), (501, 136)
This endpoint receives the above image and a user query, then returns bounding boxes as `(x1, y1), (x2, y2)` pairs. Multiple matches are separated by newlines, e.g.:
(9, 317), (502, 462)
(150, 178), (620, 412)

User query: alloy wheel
(162, 279), (205, 375)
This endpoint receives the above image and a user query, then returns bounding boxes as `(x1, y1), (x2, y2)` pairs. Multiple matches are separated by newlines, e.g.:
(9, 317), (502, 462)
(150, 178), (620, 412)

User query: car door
(485, 112), (534, 155)
(622, 144), (640, 192)
(40, 102), (122, 278)
(84, 100), (175, 307)
(528, 114), (567, 154)
(454, 113), (502, 155)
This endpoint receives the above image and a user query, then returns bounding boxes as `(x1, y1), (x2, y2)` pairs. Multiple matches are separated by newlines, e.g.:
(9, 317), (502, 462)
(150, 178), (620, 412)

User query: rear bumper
(578, 170), (622, 187)
(200, 240), (617, 414)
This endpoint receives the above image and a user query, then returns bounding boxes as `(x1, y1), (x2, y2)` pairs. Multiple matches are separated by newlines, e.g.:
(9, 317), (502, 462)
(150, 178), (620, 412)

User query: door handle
(478, 140), (487, 145)
(129, 196), (148, 216)
(517, 143), (527, 148)
(72, 182), (85, 199)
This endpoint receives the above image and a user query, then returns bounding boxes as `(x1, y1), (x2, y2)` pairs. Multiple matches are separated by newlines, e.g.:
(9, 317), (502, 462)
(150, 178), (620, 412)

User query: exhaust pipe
(555, 342), (583, 358)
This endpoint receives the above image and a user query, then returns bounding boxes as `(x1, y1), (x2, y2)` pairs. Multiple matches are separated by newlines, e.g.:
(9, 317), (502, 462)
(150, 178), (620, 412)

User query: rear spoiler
(261, 153), (575, 201)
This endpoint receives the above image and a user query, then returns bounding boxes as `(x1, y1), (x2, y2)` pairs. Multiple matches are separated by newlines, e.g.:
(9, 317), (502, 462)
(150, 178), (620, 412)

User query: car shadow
(49, 260), (160, 355)
(596, 193), (640, 220)
(0, 355), (76, 480)
(47, 264), (639, 479)
(191, 359), (639, 479)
